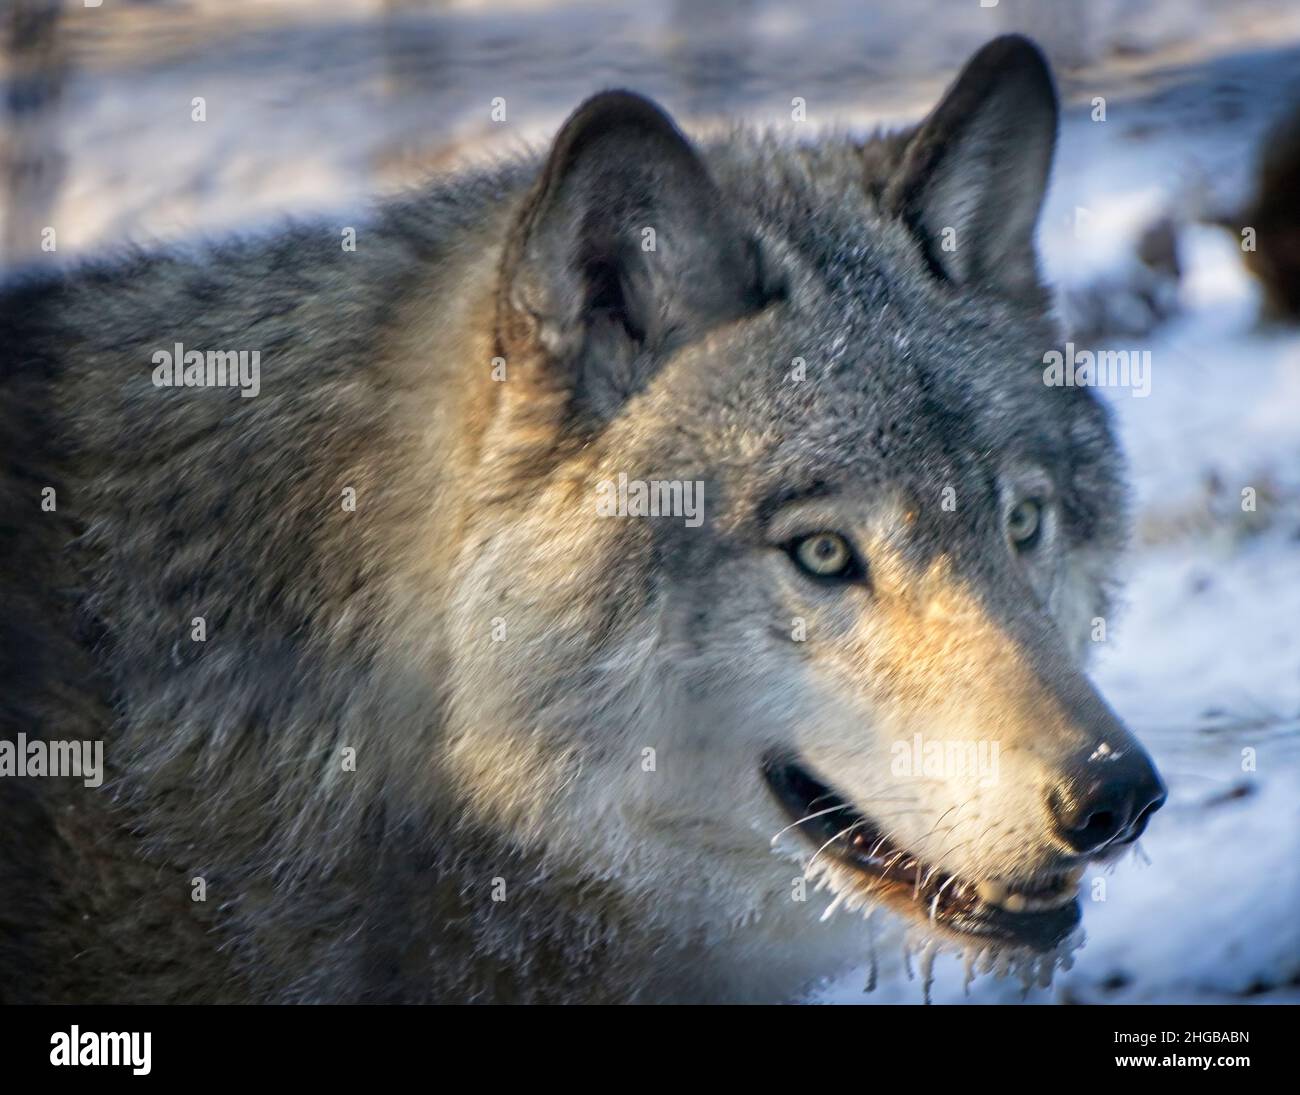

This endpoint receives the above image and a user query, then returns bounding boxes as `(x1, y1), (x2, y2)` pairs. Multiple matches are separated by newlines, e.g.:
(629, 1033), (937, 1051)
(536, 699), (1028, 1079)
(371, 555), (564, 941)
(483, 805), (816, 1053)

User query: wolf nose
(1048, 753), (1166, 855)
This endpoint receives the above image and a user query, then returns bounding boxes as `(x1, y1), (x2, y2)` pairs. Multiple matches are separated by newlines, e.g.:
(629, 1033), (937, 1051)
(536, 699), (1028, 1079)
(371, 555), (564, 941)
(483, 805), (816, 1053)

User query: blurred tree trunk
(2, 0), (67, 267)
(668, 0), (757, 118)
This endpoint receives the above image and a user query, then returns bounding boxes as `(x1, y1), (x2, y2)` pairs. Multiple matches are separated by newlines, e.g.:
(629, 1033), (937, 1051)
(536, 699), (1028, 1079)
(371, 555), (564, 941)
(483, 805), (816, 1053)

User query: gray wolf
(0, 34), (1164, 1003)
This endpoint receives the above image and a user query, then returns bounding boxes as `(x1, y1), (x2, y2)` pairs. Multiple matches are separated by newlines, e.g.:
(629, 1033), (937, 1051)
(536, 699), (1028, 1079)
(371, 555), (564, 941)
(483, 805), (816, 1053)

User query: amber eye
(1007, 498), (1043, 549)
(791, 532), (857, 579)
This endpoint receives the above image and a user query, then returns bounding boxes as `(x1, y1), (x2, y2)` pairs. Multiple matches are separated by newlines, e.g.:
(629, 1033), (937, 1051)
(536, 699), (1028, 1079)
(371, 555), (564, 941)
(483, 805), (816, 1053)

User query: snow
(4, 0), (1297, 1004)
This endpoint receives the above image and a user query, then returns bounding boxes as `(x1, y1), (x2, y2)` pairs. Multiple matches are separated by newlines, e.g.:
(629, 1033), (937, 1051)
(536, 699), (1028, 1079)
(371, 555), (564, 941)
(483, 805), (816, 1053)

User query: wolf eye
(1007, 499), (1043, 550)
(790, 532), (859, 580)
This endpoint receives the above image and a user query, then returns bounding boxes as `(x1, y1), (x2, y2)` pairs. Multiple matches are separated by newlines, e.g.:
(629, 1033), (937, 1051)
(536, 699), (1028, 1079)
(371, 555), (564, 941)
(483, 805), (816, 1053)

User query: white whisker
(805, 818), (870, 873)
(768, 802), (852, 846)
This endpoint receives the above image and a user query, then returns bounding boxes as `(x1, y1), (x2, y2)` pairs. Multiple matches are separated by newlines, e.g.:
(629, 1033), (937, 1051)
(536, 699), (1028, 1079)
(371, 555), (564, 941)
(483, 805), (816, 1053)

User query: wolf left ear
(882, 35), (1058, 302)
(498, 90), (768, 420)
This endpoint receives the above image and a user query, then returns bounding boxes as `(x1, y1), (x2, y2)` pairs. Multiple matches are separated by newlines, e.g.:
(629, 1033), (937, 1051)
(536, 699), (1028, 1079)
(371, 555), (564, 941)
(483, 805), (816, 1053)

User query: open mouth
(762, 754), (1083, 954)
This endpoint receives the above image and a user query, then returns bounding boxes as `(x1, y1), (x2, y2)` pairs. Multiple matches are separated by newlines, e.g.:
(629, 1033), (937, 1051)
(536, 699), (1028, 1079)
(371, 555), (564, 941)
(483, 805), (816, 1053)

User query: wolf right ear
(882, 35), (1058, 303)
(497, 90), (769, 422)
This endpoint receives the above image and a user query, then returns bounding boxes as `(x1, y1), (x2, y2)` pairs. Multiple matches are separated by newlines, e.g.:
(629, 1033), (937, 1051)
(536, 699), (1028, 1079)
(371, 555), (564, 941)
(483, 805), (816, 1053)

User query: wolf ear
(882, 35), (1057, 302)
(498, 90), (767, 419)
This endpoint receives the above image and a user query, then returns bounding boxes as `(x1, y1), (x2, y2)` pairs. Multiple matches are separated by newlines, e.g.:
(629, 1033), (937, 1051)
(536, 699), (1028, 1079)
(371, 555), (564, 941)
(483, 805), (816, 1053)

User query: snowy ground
(4, 0), (1297, 1003)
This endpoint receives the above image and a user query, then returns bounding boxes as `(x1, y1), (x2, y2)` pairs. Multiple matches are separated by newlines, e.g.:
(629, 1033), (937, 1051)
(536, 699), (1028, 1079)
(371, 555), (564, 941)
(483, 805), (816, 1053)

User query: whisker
(805, 818), (871, 873)
(769, 802), (852, 846)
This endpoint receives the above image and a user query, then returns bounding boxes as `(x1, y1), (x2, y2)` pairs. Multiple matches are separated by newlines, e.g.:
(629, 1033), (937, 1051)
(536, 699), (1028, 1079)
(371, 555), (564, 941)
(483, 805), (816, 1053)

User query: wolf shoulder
(0, 163), (525, 395)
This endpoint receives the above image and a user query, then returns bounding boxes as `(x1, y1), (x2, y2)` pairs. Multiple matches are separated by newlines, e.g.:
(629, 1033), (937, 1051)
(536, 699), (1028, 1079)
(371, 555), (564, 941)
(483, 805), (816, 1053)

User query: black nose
(1048, 751), (1166, 855)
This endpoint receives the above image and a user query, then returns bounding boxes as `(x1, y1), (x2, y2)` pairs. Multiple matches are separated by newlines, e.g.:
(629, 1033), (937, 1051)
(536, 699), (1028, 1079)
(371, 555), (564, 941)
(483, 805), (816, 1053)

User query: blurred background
(3, 0), (1298, 1004)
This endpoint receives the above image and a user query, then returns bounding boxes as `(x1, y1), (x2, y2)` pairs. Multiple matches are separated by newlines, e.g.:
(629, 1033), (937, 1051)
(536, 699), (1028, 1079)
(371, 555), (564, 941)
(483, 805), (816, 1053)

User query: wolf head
(442, 36), (1165, 989)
